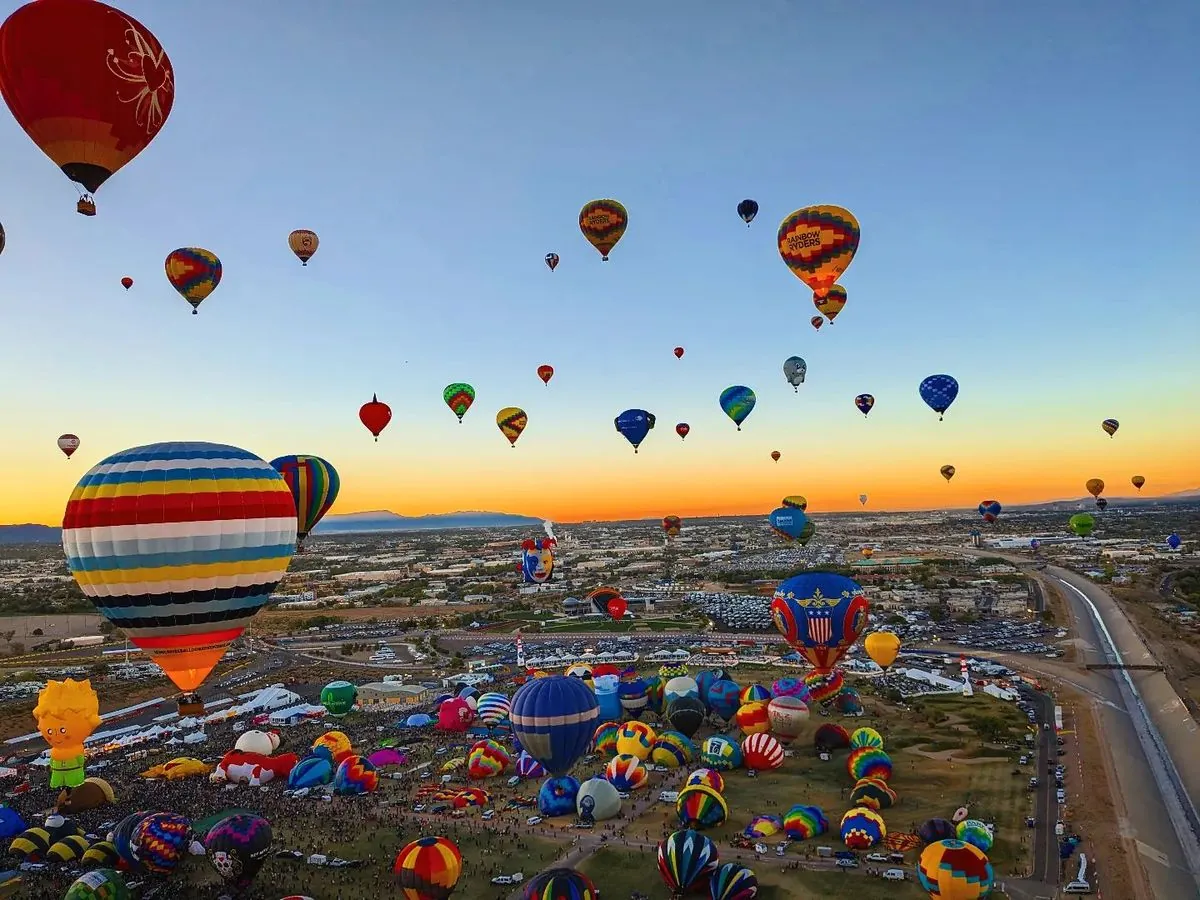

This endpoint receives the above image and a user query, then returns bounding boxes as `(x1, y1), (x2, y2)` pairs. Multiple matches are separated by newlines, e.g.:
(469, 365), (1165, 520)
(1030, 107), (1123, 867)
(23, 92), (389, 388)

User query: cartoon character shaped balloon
(33, 679), (101, 789)
(770, 573), (870, 673)
(520, 537), (557, 584)
(783, 356), (806, 391)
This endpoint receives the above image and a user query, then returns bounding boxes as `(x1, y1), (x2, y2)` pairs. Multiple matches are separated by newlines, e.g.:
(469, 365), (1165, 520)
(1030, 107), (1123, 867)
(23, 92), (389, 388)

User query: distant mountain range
(313, 510), (544, 534)
(0, 524), (60, 544)
(1011, 490), (1200, 512)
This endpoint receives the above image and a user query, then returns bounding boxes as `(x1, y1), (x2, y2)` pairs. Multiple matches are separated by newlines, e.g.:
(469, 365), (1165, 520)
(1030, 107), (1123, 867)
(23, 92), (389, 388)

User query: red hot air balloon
(771, 451), (781, 462)
(673, 347), (685, 359)
(0, 0), (175, 215)
(120, 276), (133, 290)
(359, 393), (392, 441)
(676, 423), (690, 440)
(57, 433), (79, 458)
(537, 364), (554, 385)
(608, 596), (627, 621)
(811, 316), (824, 332)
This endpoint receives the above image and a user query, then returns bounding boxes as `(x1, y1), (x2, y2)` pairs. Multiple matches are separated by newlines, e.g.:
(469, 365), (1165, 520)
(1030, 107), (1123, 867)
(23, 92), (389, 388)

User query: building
(441, 672), (493, 688)
(356, 682), (432, 711)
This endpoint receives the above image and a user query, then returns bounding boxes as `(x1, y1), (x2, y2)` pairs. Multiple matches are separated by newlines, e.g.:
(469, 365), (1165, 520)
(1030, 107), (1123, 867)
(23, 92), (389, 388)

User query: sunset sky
(2, 1), (1198, 526)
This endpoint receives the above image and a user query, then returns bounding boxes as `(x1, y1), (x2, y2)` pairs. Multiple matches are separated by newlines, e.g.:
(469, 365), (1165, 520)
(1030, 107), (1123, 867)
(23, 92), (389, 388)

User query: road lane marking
(1136, 840), (1170, 868)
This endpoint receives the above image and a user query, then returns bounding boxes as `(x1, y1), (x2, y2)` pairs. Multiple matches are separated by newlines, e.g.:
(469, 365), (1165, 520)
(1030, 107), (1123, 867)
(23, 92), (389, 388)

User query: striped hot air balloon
(269, 455), (339, 547)
(61, 442), (296, 707)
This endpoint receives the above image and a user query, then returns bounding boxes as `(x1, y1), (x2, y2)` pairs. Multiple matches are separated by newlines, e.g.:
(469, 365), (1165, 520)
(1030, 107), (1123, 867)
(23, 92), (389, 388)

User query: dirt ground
(1065, 688), (1145, 900)
(0, 613), (104, 651)
(1112, 585), (1200, 714)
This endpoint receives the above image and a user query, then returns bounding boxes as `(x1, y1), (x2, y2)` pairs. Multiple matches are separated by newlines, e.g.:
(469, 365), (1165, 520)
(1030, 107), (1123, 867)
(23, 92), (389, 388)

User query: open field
(1112, 583), (1200, 712)
(257, 604), (493, 632)
(0, 612), (103, 651)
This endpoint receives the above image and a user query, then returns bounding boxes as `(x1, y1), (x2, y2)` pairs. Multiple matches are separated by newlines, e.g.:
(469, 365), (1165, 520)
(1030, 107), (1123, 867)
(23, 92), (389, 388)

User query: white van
(1063, 880), (1093, 894)
(659, 791), (679, 803)
(882, 869), (906, 881)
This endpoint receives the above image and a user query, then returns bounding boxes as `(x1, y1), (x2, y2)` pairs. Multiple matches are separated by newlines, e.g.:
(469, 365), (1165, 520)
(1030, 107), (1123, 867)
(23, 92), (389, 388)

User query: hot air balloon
(1132, 475), (1146, 491)
(940, 465), (956, 483)
(674, 346), (685, 359)
(1096, 497), (1109, 511)
(205, 813), (272, 890)
(918, 839), (994, 899)
(1167, 533), (1182, 550)
(120, 276), (133, 290)
(0, 0), (175, 215)
(782, 495), (808, 512)
(919, 374), (959, 420)
(269, 455), (340, 546)
(854, 394), (874, 417)
(497, 407), (528, 447)
(676, 423), (690, 440)
(544, 252), (559, 271)
(662, 516), (682, 538)
(586, 586), (626, 620)
(288, 229), (318, 265)
(657, 829), (719, 894)
(359, 394), (392, 441)
(783, 356), (806, 391)
(57, 434), (79, 459)
(1102, 418), (1119, 437)
(442, 383), (475, 423)
(615, 409), (656, 453)
(770, 573), (869, 673)
(537, 365), (554, 385)
(736, 199), (758, 226)
(393, 836), (463, 900)
(719, 386), (756, 431)
(771, 451), (781, 462)
(777, 205), (860, 298)
(815, 285), (847, 322)
(864, 632), (900, 670)
(978, 500), (1002, 524)
(768, 507), (810, 543)
(509, 675), (599, 776)
(811, 316), (824, 331)
(523, 868), (599, 900)
(579, 198), (627, 260)
(859, 494), (868, 506)
(0, 221), (4, 255)
(1085, 478), (1105, 498)
(165, 248), (221, 314)
(62, 443), (297, 712)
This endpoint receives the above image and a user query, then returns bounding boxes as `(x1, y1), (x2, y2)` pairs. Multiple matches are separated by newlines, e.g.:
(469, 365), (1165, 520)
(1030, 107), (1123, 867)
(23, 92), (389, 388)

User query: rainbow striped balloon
(62, 442), (296, 693)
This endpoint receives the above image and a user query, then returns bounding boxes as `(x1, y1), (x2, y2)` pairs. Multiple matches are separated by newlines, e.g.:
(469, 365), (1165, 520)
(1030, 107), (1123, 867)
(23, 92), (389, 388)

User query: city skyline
(3, 1), (1198, 525)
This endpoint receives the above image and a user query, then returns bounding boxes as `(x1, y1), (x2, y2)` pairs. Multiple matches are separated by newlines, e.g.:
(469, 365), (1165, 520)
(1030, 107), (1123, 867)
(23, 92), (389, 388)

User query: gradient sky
(2, 0), (1199, 525)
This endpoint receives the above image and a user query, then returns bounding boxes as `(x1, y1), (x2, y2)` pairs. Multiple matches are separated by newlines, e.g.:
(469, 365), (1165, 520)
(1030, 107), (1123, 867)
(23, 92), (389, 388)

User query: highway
(1042, 564), (1200, 898)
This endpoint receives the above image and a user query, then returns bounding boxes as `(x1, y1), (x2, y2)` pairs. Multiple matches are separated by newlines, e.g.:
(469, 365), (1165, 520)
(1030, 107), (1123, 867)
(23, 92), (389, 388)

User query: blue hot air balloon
(719, 386), (756, 431)
(1167, 533), (1182, 550)
(615, 409), (656, 453)
(768, 507), (810, 542)
(510, 675), (599, 776)
(770, 573), (870, 673)
(657, 829), (720, 894)
(919, 374), (959, 420)
(707, 680), (741, 721)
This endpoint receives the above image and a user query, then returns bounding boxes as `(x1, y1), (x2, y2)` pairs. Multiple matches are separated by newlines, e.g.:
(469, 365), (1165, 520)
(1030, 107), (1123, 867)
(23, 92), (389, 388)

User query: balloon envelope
(270, 455), (340, 543)
(615, 409), (656, 452)
(719, 386), (756, 429)
(771, 573), (869, 673)
(919, 374), (959, 418)
(509, 675), (598, 775)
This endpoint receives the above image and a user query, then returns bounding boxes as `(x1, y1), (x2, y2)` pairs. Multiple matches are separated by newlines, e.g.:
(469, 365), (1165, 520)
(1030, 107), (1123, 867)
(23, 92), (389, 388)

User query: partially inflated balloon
(62, 443), (297, 698)
(777, 205), (860, 298)
(269, 455), (340, 545)
(719, 386), (756, 430)
(1085, 478), (1105, 498)
(815, 285), (847, 322)
(165, 248), (221, 314)
(854, 394), (874, 417)
(288, 229), (318, 265)
(579, 199), (627, 260)
(497, 407), (528, 447)
(737, 199), (758, 226)
(783, 356), (806, 391)
(0, 0), (175, 212)
(864, 632), (900, 669)
(443, 383), (476, 423)
(940, 465), (956, 483)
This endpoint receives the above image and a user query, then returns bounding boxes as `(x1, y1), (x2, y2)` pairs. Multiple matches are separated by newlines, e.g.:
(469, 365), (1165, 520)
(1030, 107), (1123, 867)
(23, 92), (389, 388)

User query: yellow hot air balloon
(864, 632), (901, 670)
(1131, 475), (1145, 491)
(579, 199), (628, 261)
(777, 205), (860, 298)
(940, 465), (955, 483)
(782, 495), (807, 512)
(814, 284), (847, 322)
(496, 407), (528, 447)
(1085, 478), (1105, 498)
(288, 229), (319, 265)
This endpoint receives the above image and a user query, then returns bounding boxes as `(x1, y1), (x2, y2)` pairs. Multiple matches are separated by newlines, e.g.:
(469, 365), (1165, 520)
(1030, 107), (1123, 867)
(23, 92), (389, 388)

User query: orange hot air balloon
(537, 365), (554, 385)
(579, 199), (628, 261)
(811, 316), (824, 332)
(675, 423), (690, 440)
(777, 205), (860, 298)
(120, 276), (133, 290)
(771, 451), (781, 462)
(814, 285), (847, 322)
(288, 229), (318, 265)
(359, 394), (392, 442)
(673, 347), (685, 359)
(0, 0), (175, 214)
(1131, 475), (1145, 491)
(1085, 478), (1105, 498)
(497, 407), (528, 447)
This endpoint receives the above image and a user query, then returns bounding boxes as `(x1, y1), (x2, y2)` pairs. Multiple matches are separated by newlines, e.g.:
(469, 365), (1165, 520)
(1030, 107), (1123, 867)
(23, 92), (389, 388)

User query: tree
(9, 642), (24, 656)
(929, 605), (949, 622)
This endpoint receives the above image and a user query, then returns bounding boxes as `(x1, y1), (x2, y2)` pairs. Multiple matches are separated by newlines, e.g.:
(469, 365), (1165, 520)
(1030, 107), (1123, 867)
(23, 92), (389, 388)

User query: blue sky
(2, 0), (1198, 522)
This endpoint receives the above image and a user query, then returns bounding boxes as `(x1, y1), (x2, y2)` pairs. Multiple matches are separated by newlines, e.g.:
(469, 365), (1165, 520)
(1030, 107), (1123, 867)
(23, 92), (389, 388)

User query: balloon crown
(33, 678), (100, 727)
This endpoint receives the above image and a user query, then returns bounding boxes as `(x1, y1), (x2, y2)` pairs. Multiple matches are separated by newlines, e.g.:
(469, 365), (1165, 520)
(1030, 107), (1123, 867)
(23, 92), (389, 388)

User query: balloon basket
(76, 197), (96, 217)
(178, 693), (205, 716)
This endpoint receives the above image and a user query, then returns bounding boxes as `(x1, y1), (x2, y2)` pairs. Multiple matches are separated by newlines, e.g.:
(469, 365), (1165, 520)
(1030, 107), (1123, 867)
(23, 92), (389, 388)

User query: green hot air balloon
(443, 383), (476, 423)
(1069, 513), (1096, 537)
(321, 680), (357, 717)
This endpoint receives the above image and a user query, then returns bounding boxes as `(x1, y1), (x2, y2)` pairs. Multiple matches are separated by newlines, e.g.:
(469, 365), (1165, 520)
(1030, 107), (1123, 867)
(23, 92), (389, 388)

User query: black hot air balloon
(736, 199), (759, 226)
